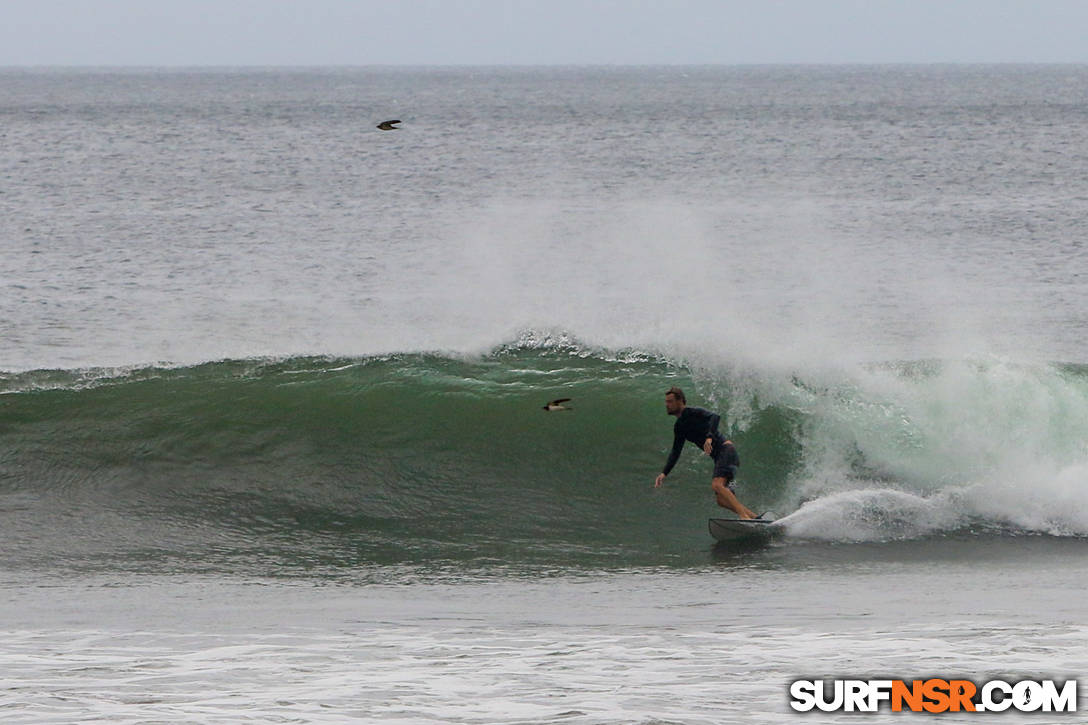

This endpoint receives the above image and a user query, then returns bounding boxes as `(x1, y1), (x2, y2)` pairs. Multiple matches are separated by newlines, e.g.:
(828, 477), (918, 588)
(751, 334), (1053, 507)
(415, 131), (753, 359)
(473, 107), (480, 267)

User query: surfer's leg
(712, 477), (756, 519)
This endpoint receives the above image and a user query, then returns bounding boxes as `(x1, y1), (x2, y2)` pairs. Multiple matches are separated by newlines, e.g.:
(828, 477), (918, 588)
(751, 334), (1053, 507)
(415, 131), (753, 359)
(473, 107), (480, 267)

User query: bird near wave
(543, 398), (572, 411)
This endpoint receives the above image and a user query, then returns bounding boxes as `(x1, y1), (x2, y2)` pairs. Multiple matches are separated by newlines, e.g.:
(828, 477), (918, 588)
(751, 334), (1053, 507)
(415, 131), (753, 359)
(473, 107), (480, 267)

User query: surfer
(654, 387), (758, 519)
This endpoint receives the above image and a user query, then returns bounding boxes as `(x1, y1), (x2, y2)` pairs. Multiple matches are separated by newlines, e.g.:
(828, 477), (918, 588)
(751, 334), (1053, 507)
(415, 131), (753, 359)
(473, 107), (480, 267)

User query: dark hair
(665, 386), (686, 403)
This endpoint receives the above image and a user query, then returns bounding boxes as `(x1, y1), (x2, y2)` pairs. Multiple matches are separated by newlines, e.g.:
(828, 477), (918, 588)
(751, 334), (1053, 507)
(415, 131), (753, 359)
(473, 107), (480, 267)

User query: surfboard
(708, 515), (781, 543)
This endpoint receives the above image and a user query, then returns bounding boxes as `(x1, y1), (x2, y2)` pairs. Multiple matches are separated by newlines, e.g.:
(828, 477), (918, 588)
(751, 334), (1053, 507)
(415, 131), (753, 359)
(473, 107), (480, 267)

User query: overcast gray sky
(3, 0), (1088, 66)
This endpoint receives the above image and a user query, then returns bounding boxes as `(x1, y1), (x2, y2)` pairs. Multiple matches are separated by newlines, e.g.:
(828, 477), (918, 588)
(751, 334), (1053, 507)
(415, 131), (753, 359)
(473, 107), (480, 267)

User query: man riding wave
(654, 386), (757, 519)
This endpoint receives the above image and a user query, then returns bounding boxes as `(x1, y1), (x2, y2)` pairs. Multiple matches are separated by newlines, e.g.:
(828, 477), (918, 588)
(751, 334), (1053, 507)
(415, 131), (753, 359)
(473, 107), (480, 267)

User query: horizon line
(4, 60), (1088, 70)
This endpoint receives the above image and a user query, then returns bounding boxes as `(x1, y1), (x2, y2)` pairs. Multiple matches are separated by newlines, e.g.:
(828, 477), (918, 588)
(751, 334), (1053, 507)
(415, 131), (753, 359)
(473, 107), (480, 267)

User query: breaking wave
(2, 337), (1087, 574)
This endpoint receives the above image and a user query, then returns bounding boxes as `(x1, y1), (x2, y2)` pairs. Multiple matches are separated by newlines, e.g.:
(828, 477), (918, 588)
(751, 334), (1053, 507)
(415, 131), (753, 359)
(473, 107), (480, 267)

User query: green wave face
(3, 348), (1087, 576)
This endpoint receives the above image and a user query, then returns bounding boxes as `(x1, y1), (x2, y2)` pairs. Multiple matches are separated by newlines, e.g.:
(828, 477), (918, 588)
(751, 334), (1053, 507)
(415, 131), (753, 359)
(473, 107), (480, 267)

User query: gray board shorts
(712, 442), (740, 484)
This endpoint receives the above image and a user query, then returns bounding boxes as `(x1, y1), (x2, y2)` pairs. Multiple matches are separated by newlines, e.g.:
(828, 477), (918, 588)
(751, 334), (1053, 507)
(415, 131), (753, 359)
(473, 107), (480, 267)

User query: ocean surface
(2, 66), (1088, 723)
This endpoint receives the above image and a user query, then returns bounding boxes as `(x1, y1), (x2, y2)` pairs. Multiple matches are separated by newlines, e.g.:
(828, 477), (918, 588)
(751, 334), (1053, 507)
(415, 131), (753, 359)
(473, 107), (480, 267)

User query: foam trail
(776, 489), (965, 542)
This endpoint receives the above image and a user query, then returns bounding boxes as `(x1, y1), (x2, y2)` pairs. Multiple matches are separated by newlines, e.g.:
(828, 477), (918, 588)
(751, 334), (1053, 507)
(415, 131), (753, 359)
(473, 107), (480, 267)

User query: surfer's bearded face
(665, 393), (683, 415)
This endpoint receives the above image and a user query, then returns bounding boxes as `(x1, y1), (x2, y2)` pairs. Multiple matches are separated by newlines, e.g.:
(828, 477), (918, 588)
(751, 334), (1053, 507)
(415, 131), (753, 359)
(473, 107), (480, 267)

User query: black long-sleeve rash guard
(662, 406), (725, 476)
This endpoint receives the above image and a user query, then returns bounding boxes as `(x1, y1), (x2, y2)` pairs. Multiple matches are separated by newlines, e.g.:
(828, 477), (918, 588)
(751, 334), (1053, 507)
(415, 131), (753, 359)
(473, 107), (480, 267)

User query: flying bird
(376, 120), (402, 130)
(542, 398), (572, 411)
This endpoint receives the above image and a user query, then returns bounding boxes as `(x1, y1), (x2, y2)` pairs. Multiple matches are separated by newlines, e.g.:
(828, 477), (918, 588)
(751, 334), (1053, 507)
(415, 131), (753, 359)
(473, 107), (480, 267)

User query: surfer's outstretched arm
(658, 431), (684, 485)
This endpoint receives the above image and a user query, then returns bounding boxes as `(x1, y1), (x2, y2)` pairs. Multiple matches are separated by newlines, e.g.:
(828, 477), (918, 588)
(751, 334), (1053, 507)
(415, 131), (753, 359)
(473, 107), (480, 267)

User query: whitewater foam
(765, 357), (1088, 539)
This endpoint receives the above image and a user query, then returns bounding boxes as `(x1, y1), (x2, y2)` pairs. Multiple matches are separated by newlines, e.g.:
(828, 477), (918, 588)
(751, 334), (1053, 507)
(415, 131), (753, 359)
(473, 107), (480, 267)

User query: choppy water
(2, 66), (1087, 723)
